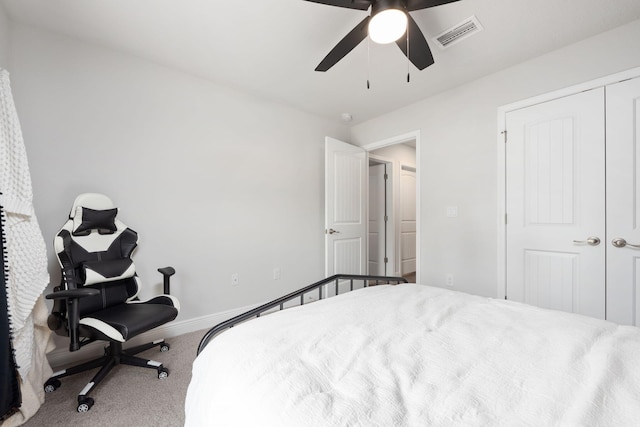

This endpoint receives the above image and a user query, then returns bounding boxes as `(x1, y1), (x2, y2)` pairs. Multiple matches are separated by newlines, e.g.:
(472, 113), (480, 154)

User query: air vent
(433, 15), (483, 49)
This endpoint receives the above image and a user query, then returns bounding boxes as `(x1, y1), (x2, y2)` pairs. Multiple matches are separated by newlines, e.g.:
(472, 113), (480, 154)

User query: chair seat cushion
(79, 300), (178, 342)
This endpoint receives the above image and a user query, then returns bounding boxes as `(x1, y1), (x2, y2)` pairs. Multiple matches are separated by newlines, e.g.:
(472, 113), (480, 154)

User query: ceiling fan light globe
(368, 9), (407, 44)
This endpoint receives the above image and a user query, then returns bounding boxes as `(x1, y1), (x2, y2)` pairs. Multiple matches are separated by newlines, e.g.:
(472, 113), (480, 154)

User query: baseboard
(47, 302), (260, 370)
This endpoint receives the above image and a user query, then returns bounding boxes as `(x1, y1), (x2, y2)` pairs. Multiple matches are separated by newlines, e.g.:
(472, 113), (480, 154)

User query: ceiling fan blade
(315, 16), (371, 72)
(395, 14), (434, 70)
(303, 0), (372, 11)
(405, 0), (460, 12)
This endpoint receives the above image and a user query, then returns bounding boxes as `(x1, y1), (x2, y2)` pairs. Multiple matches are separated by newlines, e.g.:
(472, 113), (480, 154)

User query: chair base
(44, 339), (170, 412)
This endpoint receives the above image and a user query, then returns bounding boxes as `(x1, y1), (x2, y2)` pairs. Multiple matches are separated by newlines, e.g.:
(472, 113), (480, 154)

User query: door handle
(572, 236), (600, 246)
(611, 238), (640, 248)
(326, 228), (340, 235)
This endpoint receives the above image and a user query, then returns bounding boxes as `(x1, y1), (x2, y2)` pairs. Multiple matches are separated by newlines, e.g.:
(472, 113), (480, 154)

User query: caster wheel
(44, 378), (61, 393)
(158, 367), (169, 379)
(77, 397), (94, 413)
(160, 343), (170, 352)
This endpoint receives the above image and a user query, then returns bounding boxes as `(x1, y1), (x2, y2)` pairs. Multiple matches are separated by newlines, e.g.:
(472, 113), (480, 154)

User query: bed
(185, 275), (640, 426)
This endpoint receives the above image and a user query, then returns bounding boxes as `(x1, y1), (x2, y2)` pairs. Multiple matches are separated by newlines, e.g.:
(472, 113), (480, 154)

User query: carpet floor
(22, 328), (206, 427)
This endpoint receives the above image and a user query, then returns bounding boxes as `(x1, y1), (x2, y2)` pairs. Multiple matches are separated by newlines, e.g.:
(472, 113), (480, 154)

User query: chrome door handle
(612, 238), (640, 248)
(572, 236), (600, 246)
(326, 228), (340, 234)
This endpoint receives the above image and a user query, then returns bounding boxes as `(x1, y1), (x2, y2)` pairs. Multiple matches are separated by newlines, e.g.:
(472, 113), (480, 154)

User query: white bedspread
(185, 284), (640, 426)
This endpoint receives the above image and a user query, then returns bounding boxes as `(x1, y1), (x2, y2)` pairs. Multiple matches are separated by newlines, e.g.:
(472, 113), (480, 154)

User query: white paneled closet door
(606, 77), (640, 325)
(505, 88), (606, 319)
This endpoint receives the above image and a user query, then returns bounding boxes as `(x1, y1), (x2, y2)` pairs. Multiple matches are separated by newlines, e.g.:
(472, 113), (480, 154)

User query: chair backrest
(54, 193), (140, 317)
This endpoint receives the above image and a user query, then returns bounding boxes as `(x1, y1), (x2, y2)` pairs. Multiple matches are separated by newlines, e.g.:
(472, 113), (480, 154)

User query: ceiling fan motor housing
(371, 0), (407, 16)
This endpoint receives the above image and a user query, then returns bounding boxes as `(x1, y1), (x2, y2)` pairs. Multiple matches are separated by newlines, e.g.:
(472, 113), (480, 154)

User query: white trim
(499, 67), (640, 115)
(398, 160), (418, 278)
(496, 65), (640, 299)
(47, 302), (260, 369)
(497, 110), (506, 299)
(362, 131), (419, 151)
(362, 130), (421, 283)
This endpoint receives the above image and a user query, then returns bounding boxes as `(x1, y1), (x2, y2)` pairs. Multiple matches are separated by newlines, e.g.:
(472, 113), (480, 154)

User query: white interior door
(505, 88), (606, 319)
(400, 166), (416, 275)
(325, 137), (367, 276)
(368, 163), (386, 275)
(606, 77), (640, 326)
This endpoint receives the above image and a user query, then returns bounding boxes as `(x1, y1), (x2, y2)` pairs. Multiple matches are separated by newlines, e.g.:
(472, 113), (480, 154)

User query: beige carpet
(403, 272), (416, 283)
(22, 328), (206, 427)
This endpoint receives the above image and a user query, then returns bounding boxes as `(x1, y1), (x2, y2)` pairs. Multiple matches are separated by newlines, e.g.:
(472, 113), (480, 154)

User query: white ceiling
(3, 0), (640, 124)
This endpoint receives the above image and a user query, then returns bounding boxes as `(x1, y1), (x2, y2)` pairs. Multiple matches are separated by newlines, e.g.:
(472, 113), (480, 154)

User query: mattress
(185, 283), (640, 426)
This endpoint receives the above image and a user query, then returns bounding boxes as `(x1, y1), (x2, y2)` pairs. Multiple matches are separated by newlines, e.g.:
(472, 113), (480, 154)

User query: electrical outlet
(231, 273), (239, 286)
(445, 273), (454, 287)
(273, 268), (281, 280)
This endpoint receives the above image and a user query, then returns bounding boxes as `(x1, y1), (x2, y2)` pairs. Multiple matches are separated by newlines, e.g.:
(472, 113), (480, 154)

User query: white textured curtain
(0, 68), (53, 426)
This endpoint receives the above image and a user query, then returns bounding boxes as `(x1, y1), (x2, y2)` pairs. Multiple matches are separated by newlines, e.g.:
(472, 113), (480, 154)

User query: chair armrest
(158, 266), (176, 295)
(157, 267), (175, 277)
(46, 288), (99, 352)
(45, 288), (100, 300)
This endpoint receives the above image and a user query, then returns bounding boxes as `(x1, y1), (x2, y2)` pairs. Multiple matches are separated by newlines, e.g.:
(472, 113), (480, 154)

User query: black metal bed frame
(196, 274), (408, 355)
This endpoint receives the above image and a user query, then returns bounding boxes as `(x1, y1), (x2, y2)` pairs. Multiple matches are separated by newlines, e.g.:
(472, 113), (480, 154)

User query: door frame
(363, 130), (421, 283)
(398, 163), (417, 277)
(496, 66), (640, 299)
(368, 155), (394, 276)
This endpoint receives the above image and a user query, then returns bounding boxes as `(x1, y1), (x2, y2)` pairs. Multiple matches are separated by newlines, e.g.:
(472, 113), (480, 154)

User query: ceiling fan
(304, 0), (461, 72)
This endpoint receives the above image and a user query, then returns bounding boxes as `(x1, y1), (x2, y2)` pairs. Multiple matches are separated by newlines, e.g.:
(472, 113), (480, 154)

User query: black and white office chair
(44, 193), (180, 412)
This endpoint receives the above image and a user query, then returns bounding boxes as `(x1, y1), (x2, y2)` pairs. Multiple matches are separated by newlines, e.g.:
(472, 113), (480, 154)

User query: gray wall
(350, 18), (640, 298)
(0, 4), (9, 69)
(8, 22), (349, 327)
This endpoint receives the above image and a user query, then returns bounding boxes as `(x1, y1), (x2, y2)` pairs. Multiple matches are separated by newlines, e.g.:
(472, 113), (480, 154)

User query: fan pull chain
(406, 28), (411, 83)
(367, 35), (371, 90)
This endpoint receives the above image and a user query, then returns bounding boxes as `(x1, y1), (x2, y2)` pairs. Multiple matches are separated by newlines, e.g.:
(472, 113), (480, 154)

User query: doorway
(365, 134), (419, 282)
(324, 131), (421, 283)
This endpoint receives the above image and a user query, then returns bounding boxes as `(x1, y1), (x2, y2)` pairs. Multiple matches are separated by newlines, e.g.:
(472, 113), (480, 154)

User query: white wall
(350, 19), (640, 298)
(0, 4), (9, 69)
(8, 22), (349, 326)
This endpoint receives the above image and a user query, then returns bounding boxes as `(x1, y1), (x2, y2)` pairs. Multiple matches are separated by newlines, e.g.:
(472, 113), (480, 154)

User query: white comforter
(185, 284), (640, 426)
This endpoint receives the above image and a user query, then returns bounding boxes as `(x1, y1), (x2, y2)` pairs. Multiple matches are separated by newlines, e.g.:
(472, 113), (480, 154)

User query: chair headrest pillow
(72, 207), (118, 236)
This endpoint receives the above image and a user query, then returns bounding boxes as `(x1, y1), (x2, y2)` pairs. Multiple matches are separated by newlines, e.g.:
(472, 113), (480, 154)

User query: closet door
(505, 88), (606, 319)
(606, 77), (640, 326)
